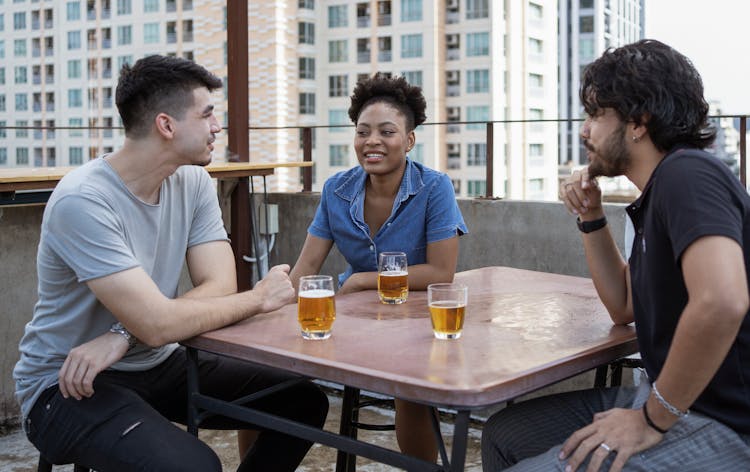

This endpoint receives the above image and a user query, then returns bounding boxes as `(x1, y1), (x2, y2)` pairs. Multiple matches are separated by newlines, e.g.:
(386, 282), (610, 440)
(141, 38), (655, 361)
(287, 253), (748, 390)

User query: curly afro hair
(348, 73), (427, 132)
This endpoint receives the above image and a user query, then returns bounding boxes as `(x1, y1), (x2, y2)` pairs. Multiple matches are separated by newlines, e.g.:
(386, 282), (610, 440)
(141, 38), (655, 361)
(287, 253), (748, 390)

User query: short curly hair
(348, 73), (427, 132)
(580, 39), (715, 151)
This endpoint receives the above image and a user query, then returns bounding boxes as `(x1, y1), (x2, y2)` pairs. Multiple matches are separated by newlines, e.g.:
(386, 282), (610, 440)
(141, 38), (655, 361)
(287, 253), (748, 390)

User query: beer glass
(298, 275), (336, 340)
(428, 283), (468, 339)
(378, 252), (408, 304)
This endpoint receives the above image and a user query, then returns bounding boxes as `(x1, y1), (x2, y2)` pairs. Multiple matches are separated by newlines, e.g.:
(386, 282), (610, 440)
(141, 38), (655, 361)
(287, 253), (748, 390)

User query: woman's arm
(289, 233), (334, 292)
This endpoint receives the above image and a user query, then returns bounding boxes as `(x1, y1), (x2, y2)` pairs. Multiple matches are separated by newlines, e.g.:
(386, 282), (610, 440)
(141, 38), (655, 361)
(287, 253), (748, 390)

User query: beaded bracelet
(652, 382), (689, 418)
(642, 403), (669, 434)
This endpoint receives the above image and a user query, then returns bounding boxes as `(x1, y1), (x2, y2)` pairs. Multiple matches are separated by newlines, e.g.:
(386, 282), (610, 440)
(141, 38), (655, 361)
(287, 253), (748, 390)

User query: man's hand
(560, 168), (603, 218)
(58, 332), (130, 400)
(253, 264), (295, 313)
(559, 407), (663, 472)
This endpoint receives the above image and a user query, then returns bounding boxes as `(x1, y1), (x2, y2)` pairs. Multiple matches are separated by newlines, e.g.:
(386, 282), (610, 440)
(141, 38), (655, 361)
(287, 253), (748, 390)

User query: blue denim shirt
(309, 159), (468, 287)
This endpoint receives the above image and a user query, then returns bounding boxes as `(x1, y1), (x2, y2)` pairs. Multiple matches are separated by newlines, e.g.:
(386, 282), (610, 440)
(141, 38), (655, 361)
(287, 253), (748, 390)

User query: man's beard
(586, 123), (630, 179)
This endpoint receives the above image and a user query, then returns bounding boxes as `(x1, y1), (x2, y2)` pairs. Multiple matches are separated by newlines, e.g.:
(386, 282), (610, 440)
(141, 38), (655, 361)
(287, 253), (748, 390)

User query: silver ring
(599, 442), (612, 452)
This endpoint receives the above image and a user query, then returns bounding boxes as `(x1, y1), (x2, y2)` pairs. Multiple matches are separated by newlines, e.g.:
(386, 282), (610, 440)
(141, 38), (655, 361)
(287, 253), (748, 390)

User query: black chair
(594, 355), (644, 388)
(37, 456), (90, 472)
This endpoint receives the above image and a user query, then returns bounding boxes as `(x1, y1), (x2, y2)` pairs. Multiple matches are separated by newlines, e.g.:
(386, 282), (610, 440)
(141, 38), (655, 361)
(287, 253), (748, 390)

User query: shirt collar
(334, 158), (425, 203)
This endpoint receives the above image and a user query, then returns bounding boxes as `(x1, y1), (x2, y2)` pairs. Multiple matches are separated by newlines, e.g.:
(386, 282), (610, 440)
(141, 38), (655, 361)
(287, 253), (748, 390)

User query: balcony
(378, 13), (391, 26)
(378, 50), (392, 62)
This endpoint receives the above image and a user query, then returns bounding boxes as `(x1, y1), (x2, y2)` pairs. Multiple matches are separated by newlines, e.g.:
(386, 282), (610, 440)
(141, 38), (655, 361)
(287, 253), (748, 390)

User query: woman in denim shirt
(290, 74), (468, 462)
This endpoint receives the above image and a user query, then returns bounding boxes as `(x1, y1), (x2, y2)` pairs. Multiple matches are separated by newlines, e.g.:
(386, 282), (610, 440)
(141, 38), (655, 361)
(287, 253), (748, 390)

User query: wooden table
(182, 266), (638, 471)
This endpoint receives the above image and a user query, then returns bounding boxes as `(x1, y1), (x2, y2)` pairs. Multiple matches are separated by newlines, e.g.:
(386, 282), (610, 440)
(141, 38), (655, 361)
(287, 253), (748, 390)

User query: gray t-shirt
(14, 157), (228, 419)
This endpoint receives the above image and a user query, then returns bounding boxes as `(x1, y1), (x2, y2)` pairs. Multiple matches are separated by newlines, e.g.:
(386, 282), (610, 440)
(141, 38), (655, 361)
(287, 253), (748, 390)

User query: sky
(644, 0), (750, 115)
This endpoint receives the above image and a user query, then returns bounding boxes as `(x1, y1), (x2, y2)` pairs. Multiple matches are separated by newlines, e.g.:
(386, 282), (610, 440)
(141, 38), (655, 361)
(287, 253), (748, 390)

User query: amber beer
(378, 270), (409, 304)
(429, 301), (466, 339)
(298, 275), (336, 340)
(427, 283), (468, 339)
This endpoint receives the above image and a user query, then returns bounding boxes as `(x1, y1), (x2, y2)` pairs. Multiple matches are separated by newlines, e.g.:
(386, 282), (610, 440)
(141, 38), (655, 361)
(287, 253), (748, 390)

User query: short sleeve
(425, 174), (468, 243)
(308, 178), (334, 241)
(45, 194), (139, 282)
(656, 155), (743, 262)
(188, 169), (228, 248)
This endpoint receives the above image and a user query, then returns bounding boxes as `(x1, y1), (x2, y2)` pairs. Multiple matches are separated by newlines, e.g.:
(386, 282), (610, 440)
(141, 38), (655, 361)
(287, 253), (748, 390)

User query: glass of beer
(428, 283), (467, 339)
(378, 252), (408, 304)
(298, 275), (336, 340)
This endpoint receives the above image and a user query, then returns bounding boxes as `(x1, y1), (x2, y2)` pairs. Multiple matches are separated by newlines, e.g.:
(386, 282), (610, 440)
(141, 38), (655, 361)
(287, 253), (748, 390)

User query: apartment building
(558, 0), (645, 166)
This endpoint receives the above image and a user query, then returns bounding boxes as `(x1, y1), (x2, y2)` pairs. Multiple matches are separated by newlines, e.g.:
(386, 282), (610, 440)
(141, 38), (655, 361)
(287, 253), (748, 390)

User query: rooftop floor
(0, 388), (484, 471)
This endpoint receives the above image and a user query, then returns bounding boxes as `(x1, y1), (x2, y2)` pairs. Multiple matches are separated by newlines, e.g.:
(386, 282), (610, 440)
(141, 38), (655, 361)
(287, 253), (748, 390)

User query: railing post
(485, 121), (493, 198)
(302, 127), (312, 192)
(740, 116), (747, 188)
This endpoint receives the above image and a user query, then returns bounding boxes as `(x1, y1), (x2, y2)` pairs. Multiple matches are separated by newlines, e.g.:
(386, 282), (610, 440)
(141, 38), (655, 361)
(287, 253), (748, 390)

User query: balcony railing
(1, 116), (747, 201)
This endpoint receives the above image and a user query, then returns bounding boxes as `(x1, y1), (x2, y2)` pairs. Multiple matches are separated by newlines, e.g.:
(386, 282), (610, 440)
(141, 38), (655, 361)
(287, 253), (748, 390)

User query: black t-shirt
(626, 146), (750, 434)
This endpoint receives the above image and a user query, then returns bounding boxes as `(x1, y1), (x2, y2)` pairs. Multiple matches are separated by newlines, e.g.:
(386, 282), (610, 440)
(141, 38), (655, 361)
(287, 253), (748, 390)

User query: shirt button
(369, 245), (374, 251)
(637, 228), (643, 234)
(387, 223), (391, 226)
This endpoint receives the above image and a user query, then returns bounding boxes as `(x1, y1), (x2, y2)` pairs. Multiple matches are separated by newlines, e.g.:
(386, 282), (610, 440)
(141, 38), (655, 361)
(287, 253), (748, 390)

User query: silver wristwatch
(110, 322), (137, 350)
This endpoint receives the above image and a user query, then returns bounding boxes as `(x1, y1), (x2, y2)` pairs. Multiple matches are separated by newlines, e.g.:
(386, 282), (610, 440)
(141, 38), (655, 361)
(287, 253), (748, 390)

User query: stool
(38, 455), (90, 472)
(594, 355), (644, 388)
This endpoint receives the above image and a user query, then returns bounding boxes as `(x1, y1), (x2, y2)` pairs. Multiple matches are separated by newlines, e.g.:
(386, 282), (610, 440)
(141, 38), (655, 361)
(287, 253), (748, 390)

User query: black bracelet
(642, 403), (669, 434)
(576, 216), (607, 233)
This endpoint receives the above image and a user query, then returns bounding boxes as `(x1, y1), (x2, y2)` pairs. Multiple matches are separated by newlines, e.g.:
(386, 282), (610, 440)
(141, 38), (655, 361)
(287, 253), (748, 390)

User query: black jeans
(26, 347), (329, 471)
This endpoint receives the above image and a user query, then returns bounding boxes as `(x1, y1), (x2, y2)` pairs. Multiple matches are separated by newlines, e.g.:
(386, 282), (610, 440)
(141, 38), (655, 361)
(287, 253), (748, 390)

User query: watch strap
(576, 216), (607, 233)
(110, 322), (137, 349)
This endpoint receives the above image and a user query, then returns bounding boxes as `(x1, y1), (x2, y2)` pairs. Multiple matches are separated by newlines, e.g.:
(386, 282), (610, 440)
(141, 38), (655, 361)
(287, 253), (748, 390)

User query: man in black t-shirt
(482, 40), (750, 471)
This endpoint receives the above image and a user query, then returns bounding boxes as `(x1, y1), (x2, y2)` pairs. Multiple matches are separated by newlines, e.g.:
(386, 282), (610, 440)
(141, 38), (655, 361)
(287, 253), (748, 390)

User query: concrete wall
(0, 196), (628, 426)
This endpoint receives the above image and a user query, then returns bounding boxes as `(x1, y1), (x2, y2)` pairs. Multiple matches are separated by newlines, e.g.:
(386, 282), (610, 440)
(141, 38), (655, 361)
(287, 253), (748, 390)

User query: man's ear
(155, 113), (174, 138)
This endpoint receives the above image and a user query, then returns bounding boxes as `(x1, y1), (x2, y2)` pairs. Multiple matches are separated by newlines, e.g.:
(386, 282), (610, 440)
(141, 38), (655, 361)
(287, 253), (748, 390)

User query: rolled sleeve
(425, 174), (468, 244)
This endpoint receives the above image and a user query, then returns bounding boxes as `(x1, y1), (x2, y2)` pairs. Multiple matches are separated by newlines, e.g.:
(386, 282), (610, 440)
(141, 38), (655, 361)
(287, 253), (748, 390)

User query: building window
(451, 179), (461, 194)
(401, 34), (423, 58)
(529, 73), (544, 91)
(117, 0), (132, 15)
(69, 147), (84, 165)
(298, 22), (314, 45)
(467, 179), (487, 197)
(299, 0), (314, 9)
(529, 37), (543, 55)
(117, 55), (132, 70)
(401, 70), (422, 87)
(466, 0), (489, 19)
(144, 0), (159, 13)
(529, 2), (543, 20)
(0, 121), (5, 137)
(579, 38), (594, 60)
(401, 0), (422, 22)
(466, 69), (489, 93)
(299, 57), (315, 79)
(0, 149), (7, 165)
(328, 109), (349, 132)
(378, 36), (392, 62)
(329, 144), (348, 166)
(0, 69), (4, 85)
(144, 23), (159, 43)
(466, 32), (489, 56)
(14, 39), (27, 57)
(357, 2), (371, 27)
(117, 25), (132, 45)
(67, 31), (81, 50)
(357, 38), (371, 63)
(467, 143), (487, 166)
(17, 148), (29, 166)
(0, 96), (4, 112)
(328, 39), (348, 62)
(67, 2), (81, 20)
(329, 75), (348, 97)
(328, 4), (348, 27)
(68, 89), (82, 107)
(580, 15), (594, 33)
(466, 105), (489, 130)
(299, 93), (315, 114)
(69, 118), (84, 137)
(16, 120), (28, 138)
(14, 66), (27, 84)
(580, 0), (594, 8)
(15, 93), (28, 111)
(0, 41), (4, 59)
(14, 12), (26, 30)
(0, 14), (3, 32)
(529, 143), (543, 156)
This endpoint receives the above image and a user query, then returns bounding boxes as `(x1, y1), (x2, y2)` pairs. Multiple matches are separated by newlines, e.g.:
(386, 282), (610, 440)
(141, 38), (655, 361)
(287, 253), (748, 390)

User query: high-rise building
(558, 0), (644, 166)
(1, 0), (560, 200)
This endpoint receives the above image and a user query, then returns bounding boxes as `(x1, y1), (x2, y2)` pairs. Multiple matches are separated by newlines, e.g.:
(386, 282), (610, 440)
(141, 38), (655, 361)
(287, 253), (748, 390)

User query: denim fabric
(309, 159), (468, 286)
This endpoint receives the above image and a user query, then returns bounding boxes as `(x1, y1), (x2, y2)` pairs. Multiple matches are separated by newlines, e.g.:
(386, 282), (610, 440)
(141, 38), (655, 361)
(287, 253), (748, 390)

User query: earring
(632, 135), (640, 143)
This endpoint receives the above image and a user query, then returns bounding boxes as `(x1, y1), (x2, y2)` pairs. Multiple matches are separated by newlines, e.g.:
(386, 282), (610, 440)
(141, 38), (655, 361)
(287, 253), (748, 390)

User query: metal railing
(1, 116), (747, 200)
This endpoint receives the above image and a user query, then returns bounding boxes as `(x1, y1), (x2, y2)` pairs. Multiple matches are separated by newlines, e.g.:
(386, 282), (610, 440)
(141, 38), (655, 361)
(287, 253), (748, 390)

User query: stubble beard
(586, 123), (630, 180)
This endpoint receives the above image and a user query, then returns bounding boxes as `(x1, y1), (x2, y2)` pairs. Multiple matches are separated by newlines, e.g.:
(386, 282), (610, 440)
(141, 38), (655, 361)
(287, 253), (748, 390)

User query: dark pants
(26, 347), (329, 472)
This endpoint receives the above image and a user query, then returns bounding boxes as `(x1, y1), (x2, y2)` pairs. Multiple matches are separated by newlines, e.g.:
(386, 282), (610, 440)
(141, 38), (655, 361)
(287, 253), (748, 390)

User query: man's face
(173, 87), (221, 166)
(580, 108), (630, 179)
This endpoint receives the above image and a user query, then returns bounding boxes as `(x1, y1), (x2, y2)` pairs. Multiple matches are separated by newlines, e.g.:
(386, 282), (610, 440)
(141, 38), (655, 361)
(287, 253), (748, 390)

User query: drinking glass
(298, 275), (336, 340)
(378, 252), (408, 304)
(428, 283), (468, 339)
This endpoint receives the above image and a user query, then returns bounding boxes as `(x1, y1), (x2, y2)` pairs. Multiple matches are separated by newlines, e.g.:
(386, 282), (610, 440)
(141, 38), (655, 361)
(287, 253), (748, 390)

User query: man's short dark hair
(580, 39), (716, 151)
(116, 55), (223, 138)
(348, 73), (427, 132)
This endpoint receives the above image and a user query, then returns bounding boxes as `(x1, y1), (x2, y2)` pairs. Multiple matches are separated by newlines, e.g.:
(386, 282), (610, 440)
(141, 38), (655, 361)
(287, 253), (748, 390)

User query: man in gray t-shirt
(14, 55), (328, 472)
